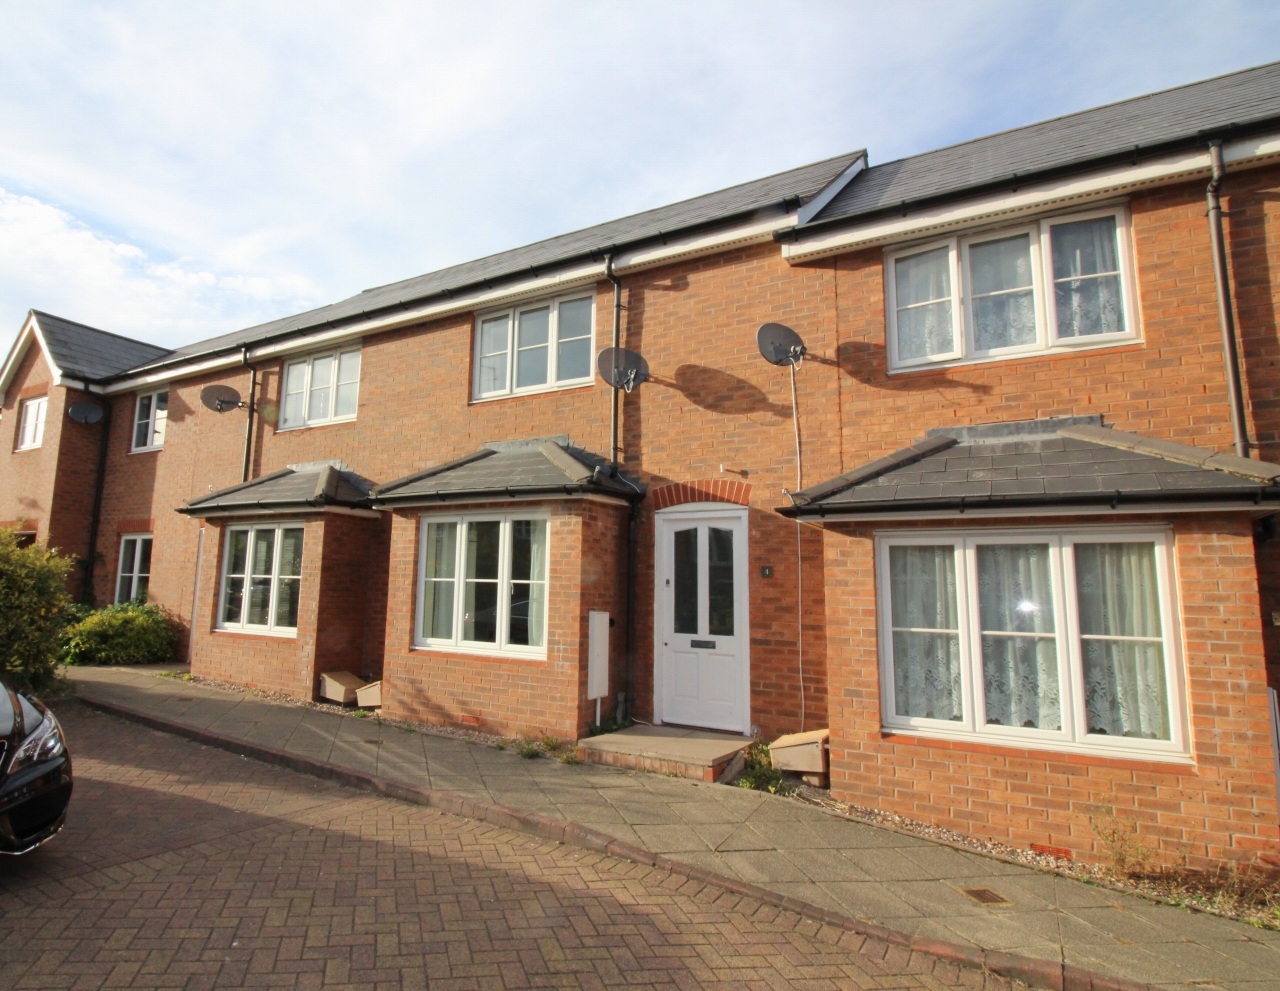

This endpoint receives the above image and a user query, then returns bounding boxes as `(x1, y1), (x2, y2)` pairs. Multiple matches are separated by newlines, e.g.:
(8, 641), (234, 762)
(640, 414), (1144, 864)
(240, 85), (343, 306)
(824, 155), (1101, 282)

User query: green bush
(0, 528), (75, 691)
(62, 602), (179, 667)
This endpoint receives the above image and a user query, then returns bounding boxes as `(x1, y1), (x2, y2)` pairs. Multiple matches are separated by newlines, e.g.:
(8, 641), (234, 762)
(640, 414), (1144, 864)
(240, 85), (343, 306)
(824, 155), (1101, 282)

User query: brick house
(4, 63), (1280, 868)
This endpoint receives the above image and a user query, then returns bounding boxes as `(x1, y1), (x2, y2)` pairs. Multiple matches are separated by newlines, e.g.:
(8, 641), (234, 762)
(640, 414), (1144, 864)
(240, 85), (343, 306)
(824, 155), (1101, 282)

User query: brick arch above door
(651, 479), (751, 510)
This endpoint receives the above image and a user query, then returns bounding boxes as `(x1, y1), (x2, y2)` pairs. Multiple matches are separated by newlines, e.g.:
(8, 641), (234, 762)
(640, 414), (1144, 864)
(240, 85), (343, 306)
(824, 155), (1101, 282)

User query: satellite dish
(757, 323), (807, 367)
(200, 384), (243, 413)
(66, 401), (104, 425)
(596, 347), (650, 393)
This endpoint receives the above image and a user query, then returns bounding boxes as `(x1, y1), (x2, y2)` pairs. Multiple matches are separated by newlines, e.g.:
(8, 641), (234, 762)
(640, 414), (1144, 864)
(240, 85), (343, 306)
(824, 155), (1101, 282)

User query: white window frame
(414, 509), (551, 659)
(278, 345), (361, 431)
(115, 533), (153, 604)
(472, 292), (596, 401)
(884, 205), (1140, 373)
(131, 388), (169, 452)
(216, 522), (305, 636)
(15, 396), (47, 451)
(875, 526), (1188, 762)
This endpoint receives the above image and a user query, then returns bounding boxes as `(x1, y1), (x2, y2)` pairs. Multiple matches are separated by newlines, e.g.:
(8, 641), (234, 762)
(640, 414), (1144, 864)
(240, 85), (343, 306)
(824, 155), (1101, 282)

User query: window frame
(413, 509), (551, 659)
(884, 205), (1140, 373)
(115, 533), (153, 604)
(131, 388), (169, 452)
(471, 292), (596, 401)
(874, 526), (1188, 761)
(277, 345), (362, 431)
(215, 522), (306, 636)
(15, 395), (48, 451)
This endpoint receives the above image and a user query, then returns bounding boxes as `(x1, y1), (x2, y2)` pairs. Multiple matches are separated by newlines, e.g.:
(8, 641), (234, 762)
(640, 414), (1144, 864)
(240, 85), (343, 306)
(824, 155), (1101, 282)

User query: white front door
(655, 507), (749, 733)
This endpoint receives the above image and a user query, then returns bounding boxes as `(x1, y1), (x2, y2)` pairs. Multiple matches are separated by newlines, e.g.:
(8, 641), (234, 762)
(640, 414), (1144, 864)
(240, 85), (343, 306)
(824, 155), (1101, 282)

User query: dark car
(0, 680), (72, 854)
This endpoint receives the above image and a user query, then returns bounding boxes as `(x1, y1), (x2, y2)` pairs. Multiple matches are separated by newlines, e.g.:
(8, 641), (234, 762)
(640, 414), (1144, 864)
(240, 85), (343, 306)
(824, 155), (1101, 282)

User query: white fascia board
(802, 500), (1265, 521)
(104, 212), (799, 392)
(0, 315), (63, 406)
(782, 132), (1280, 263)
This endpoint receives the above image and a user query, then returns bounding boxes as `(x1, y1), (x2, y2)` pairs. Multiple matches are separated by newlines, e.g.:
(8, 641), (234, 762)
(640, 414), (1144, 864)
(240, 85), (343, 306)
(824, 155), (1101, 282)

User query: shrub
(0, 528), (75, 691)
(62, 602), (179, 667)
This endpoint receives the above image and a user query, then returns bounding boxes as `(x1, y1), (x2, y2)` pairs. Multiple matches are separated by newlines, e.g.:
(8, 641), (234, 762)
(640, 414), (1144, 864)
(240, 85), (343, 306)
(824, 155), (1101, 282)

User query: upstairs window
(132, 389), (168, 451)
(474, 293), (594, 400)
(885, 207), (1137, 371)
(116, 534), (153, 603)
(218, 524), (305, 634)
(279, 347), (361, 430)
(15, 396), (47, 451)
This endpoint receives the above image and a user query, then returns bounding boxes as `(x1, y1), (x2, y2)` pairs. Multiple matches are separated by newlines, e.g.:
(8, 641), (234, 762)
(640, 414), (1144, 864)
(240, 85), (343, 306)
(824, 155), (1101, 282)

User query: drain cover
(962, 888), (1011, 905)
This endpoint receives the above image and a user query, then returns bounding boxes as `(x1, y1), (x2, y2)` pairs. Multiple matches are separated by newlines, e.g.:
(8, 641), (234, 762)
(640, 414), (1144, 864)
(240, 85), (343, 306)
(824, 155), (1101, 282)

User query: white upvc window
(875, 527), (1187, 761)
(279, 346), (361, 430)
(217, 523), (305, 634)
(473, 293), (595, 400)
(15, 396), (47, 451)
(415, 511), (549, 658)
(132, 389), (168, 451)
(116, 534), (153, 604)
(885, 206), (1138, 371)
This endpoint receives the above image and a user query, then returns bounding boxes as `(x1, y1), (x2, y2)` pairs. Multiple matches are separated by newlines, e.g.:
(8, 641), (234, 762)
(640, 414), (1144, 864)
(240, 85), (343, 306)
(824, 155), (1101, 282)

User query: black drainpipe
(241, 347), (257, 482)
(81, 398), (112, 605)
(604, 252), (636, 723)
(1206, 141), (1251, 458)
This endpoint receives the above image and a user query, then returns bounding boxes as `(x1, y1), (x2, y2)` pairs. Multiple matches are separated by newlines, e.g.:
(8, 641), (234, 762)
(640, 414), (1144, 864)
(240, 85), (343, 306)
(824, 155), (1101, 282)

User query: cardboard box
(356, 680), (382, 708)
(319, 671), (367, 705)
(770, 728), (829, 785)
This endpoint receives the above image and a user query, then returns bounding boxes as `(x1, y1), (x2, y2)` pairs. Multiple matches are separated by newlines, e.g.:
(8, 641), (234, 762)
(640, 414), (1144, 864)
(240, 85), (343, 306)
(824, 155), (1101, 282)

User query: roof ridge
(861, 60), (1280, 172)
(1057, 425), (1280, 483)
(185, 468), (294, 507)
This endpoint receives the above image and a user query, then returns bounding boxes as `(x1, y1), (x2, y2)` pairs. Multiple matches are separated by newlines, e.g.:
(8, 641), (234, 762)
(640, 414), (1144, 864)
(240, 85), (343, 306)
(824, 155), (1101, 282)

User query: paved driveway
(0, 702), (1009, 991)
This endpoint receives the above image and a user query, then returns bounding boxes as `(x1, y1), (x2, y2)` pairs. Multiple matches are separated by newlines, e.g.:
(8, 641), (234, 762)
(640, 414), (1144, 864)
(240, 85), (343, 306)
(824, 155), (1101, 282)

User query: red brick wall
(821, 513), (1278, 869)
(314, 512), (376, 682)
(0, 345), (58, 548)
(380, 498), (628, 741)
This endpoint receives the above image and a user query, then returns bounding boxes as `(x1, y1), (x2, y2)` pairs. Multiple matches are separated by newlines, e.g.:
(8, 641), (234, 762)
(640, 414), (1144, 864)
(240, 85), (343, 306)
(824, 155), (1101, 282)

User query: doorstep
(577, 724), (751, 781)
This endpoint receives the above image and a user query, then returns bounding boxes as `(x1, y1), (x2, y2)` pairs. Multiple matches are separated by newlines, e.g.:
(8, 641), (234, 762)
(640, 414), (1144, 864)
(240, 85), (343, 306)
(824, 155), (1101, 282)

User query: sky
(2, 1), (1279, 356)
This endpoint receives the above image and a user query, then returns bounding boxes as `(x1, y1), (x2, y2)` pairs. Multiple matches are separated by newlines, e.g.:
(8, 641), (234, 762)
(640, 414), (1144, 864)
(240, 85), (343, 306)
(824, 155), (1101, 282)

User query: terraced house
(4, 63), (1280, 870)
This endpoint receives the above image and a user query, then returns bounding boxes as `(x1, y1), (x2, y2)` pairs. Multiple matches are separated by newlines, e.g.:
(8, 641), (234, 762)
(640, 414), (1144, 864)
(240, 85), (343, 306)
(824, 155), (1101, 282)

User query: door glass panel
(888, 545), (963, 721)
(307, 355), (334, 421)
(976, 543), (1060, 730)
(247, 530), (275, 626)
(478, 316), (509, 394)
(134, 395), (152, 448)
(516, 307), (550, 388)
(463, 521), (500, 642)
(969, 234), (1036, 351)
(421, 522), (457, 640)
(1051, 215), (1124, 338)
(508, 519), (546, 647)
(708, 527), (734, 636)
(894, 246), (954, 360)
(673, 527), (698, 634)
(556, 297), (593, 381)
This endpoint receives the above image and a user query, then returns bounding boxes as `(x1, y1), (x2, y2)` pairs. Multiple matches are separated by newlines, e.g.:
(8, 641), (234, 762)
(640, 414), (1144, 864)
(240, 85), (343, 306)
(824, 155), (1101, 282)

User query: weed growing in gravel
(1089, 794), (1150, 877)
(734, 743), (796, 796)
(518, 741), (543, 759)
(557, 751), (581, 765)
(352, 710), (368, 719)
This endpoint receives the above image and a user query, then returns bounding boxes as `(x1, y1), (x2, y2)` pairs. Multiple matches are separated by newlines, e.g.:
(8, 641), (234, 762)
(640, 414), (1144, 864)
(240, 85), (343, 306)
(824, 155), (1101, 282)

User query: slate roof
(126, 151), (865, 372)
(787, 60), (1280, 236)
(370, 438), (645, 506)
(179, 463), (371, 517)
(782, 417), (1280, 517)
(32, 311), (173, 382)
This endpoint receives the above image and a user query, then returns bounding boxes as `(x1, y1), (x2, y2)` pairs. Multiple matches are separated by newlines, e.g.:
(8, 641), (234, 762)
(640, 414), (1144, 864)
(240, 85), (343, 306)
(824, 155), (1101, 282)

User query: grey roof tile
(33, 311), (172, 382)
(786, 415), (1278, 516)
(179, 464), (371, 516)
(800, 62), (1280, 230)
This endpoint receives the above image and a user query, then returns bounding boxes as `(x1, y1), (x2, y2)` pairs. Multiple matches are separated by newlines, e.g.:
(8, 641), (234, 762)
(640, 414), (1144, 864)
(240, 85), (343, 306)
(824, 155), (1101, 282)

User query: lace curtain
(977, 544), (1061, 730)
(889, 545), (963, 720)
(894, 247), (955, 360)
(1074, 542), (1169, 739)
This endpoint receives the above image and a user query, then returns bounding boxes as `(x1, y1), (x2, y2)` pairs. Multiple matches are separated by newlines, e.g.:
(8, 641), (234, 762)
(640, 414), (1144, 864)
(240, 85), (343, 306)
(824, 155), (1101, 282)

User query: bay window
(876, 528), (1185, 759)
(132, 389), (168, 451)
(885, 207), (1137, 371)
(416, 513), (548, 656)
(218, 524), (305, 634)
(279, 347), (361, 429)
(473, 293), (594, 399)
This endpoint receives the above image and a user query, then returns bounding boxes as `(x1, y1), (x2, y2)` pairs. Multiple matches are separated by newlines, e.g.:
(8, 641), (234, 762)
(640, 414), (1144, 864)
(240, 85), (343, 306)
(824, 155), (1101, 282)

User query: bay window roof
(781, 417), (1280, 518)
(179, 462), (372, 517)
(370, 437), (644, 507)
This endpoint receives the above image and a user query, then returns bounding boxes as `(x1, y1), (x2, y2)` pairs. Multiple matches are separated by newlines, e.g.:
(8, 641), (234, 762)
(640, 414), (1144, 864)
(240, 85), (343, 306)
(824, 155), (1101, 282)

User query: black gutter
(241, 349), (258, 482)
(369, 482), (646, 510)
(778, 487), (1280, 519)
(606, 253), (623, 465)
(777, 114), (1280, 242)
(80, 398), (112, 605)
(176, 498), (371, 517)
(1206, 141), (1251, 459)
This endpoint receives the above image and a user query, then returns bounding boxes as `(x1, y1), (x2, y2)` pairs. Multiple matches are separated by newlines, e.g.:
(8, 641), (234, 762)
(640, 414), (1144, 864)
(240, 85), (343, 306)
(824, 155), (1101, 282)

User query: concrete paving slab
(820, 880), (925, 922)
(778, 845), (876, 882)
(841, 845), (947, 882)
(715, 823), (773, 852)
(632, 824), (717, 853)
(715, 849), (812, 884)
(898, 843), (1010, 880)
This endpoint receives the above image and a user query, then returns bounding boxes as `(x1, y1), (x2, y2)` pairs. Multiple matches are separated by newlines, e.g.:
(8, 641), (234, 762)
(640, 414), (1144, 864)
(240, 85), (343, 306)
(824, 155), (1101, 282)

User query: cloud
(0, 1), (1277, 355)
